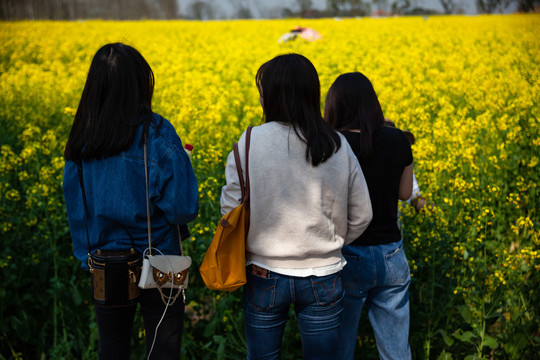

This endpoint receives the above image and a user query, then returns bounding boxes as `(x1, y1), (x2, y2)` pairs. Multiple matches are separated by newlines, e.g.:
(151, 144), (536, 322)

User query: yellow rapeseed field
(0, 15), (538, 359)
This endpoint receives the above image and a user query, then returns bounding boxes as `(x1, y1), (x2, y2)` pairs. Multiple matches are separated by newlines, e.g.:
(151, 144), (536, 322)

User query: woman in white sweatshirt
(220, 53), (373, 360)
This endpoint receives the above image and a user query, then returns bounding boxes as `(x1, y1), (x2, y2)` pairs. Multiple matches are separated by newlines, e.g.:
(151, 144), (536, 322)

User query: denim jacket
(63, 114), (199, 270)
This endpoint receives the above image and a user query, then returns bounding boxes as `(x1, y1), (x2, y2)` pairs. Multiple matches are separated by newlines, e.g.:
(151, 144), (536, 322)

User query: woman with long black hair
(324, 72), (413, 360)
(220, 54), (372, 359)
(63, 43), (198, 359)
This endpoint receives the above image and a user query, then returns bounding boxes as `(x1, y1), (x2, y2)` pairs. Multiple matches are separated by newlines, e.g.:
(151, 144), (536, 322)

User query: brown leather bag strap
(233, 143), (245, 203)
(232, 126), (253, 205)
(244, 126), (252, 206)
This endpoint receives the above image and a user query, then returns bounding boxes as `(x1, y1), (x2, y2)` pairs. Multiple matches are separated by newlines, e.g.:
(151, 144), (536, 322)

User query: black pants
(95, 288), (185, 360)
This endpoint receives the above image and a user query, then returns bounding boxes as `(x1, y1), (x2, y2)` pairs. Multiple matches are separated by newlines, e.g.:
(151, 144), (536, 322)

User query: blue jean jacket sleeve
(155, 143), (199, 225)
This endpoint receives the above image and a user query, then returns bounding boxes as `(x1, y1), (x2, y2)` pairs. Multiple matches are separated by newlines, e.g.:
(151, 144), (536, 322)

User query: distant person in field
(324, 72), (413, 360)
(63, 43), (198, 359)
(220, 54), (372, 360)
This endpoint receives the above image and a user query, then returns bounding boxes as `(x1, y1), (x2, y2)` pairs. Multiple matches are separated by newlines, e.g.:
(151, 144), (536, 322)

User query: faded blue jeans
(243, 267), (344, 360)
(339, 240), (411, 360)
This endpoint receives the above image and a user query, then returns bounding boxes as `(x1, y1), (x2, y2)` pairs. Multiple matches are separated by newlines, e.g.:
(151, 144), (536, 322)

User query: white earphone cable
(145, 247), (179, 360)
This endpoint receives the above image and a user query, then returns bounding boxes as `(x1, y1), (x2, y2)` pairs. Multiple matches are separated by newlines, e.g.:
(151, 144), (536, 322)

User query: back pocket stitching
(247, 276), (277, 311)
(385, 246), (410, 284)
(312, 273), (341, 305)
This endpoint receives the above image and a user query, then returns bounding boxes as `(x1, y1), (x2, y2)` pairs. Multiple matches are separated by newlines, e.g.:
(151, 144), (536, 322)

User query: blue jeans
(339, 240), (411, 360)
(243, 267), (344, 360)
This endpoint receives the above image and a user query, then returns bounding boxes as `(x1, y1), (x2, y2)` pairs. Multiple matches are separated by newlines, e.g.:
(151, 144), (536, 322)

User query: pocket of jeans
(243, 272), (277, 311)
(385, 244), (410, 284)
(311, 272), (343, 306)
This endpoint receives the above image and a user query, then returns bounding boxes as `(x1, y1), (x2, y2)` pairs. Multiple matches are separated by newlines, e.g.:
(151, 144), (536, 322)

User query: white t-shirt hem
(246, 258), (347, 277)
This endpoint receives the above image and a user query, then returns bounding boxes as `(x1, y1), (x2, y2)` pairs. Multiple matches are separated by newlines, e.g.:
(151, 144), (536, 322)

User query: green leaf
(483, 335), (498, 349)
(203, 318), (217, 337)
(454, 330), (476, 343)
(437, 351), (454, 360)
(458, 305), (472, 322)
(213, 335), (226, 360)
(437, 329), (455, 346)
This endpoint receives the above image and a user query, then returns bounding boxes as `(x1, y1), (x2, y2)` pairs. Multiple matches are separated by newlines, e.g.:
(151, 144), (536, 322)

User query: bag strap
(232, 126), (252, 206)
(144, 132), (152, 254)
(244, 126), (252, 207)
(233, 143), (245, 203)
(144, 130), (186, 257)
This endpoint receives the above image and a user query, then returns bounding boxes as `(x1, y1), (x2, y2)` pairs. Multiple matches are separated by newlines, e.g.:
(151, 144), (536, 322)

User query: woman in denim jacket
(325, 72), (413, 360)
(63, 43), (198, 359)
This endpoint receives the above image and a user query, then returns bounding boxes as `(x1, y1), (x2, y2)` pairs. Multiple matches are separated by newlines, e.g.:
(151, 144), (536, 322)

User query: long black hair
(256, 53), (341, 166)
(64, 43), (154, 161)
(324, 72), (385, 162)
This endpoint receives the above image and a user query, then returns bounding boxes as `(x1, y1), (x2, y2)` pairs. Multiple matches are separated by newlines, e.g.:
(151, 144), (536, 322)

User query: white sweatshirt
(220, 122), (372, 270)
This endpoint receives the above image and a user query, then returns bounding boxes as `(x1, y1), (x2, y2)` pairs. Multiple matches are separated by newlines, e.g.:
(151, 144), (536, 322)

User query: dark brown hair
(324, 72), (385, 161)
(256, 53), (341, 166)
(64, 43), (155, 161)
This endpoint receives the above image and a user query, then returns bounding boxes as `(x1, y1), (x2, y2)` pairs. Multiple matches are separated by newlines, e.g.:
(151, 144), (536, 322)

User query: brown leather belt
(250, 264), (269, 278)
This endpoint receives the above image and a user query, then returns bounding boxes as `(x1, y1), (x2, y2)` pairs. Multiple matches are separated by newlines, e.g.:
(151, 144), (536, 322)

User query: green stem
(477, 300), (486, 357)
(44, 194), (59, 350)
(53, 241), (58, 349)
(425, 226), (437, 359)
(477, 221), (487, 357)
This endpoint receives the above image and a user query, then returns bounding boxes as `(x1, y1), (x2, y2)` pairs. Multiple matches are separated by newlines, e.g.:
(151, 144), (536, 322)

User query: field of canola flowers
(1, 15), (539, 359)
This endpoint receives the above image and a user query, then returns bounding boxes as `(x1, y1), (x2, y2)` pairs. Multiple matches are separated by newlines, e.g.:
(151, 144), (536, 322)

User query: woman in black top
(324, 72), (413, 360)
